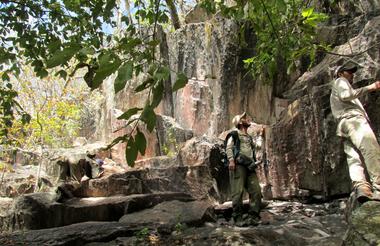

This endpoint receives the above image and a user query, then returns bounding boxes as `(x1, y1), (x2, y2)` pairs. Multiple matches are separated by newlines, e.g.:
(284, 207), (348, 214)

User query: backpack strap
(225, 130), (240, 160)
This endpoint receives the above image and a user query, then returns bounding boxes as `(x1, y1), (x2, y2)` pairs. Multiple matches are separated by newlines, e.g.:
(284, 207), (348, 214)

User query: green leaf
(172, 73), (188, 92)
(154, 66), (170, 81)
(46, 44), (81, 68)
(135, 77), (154, 92)
(302, 7), (314, 18)
(121, 16), (129, 25)
(84, 67), (95, 88)
(92, 53), (122, 90)
(147, 39), (160, 47)
(56, 70), (68, 80)
(126, 136), (138, 167)
(151, 80), (164, 108)
(2, 72), (10, 81)
(114, 61), (133, 93)
(107, 135), (127, 149)
(135, 129), (147, 155)
(117, 107), (142, 120)
(141, 106), (156, 132)
(36, 69), (48, 78)
(79, 47), (96, 56)
(21, 113), (31, 124)
(47, 39), (61, 53)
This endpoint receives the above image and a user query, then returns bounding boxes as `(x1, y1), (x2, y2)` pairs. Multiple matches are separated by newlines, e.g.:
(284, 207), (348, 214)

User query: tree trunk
(165, 0), (181, 30)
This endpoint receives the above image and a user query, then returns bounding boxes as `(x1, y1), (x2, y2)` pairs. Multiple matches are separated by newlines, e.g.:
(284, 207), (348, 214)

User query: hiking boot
(355, 183), (373, 204)
(231, 214), (244, 226)
(372, 190), (380, 201)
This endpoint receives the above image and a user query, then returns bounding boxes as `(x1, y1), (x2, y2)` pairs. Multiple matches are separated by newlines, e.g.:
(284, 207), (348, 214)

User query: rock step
(0, 192), (193, 232)
(0, 200), (215, 246)
(0, 199), (349, 246)
(80, 165), (214, 200)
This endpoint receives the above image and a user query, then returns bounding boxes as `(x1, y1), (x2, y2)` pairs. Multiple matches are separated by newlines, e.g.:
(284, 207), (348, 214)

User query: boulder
(0, 192), (193, 232)
(343, 201), (380, 245)
(119, 200), (216, 228)
(80, 166), (216, 201)
(179, 136), (220, 166)
(0, 165), (53, 198)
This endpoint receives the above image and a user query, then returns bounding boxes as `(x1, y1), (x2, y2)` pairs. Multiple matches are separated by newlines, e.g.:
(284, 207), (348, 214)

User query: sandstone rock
(0, 221), (138, 246)
(0, 192), (193, 232)
(179, 136), (220, 166)
(0, 165), (53, 198)
(0, 199), (348, 245)
(156, 115), (193, 157)
(80, 165), (216, 201)
(184, 4), (212, 24)
(119, 200), (216, 228)
(344, 201), (380, 245)
(134, 156), (179, 169)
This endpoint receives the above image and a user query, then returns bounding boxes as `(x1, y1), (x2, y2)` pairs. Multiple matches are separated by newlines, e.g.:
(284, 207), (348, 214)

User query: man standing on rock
(330, 61), (380, 203)
(226, 112), (263, 226)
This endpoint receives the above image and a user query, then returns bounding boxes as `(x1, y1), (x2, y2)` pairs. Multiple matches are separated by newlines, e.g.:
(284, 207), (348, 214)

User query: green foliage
(0, 161), (14, 173)
(173, 73), (188, 92)
(200, 0), (328, 83)
(135, 227), (150, 240)
(7, 66), (90, 149)
(0, 0), (189, 165)
(173, 214), (184, 234)
(0, 0), (328, 166)
(0, 80), (30, 145)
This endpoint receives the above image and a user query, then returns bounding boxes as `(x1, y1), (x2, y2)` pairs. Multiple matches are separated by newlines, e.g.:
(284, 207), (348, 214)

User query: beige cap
(232, 112), (247, 127)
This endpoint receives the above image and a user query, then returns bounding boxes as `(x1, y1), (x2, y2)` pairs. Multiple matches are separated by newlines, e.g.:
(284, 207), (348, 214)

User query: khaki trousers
(230, 164), (262, 216)
(340, 116), (380, 185)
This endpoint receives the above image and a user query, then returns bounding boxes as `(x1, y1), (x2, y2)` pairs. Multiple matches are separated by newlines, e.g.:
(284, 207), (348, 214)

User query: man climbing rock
(330, 61), (380, 203)
(226, 112), (263, 226)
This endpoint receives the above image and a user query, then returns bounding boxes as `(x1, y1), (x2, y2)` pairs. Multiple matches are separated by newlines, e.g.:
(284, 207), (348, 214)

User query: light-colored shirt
(226, 129), (262, 161)
(330, 77), (371, 135)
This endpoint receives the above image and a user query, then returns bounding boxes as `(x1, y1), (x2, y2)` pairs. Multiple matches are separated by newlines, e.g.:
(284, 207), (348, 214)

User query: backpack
(221, 130), (257, 167)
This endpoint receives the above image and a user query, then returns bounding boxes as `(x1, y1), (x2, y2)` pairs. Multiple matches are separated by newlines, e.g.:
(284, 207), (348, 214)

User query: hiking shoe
(231, 214), (245, 227)
(356, 183), (373, 204)
(247, 216), (259, 226)
(371, 189), (380, 201)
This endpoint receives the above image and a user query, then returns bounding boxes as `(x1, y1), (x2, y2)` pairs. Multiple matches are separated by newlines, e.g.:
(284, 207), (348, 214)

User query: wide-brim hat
(335, 61), (358, 77)
(232, 112), (247, 127)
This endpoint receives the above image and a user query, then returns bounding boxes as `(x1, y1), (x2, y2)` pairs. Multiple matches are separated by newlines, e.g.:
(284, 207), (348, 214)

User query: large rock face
(265, 13), (380, 200)
(91, 1), (380, 202)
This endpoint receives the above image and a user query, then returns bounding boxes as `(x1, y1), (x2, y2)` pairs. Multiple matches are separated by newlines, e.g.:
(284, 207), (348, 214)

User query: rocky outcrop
(344, 200), (380, 245)
(119, 200), (216, 227)
(264, 13), (380, 200)
(0, 199), (348, 245)
(0, 192), (193, 232)
(80, 165), (215, 200)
